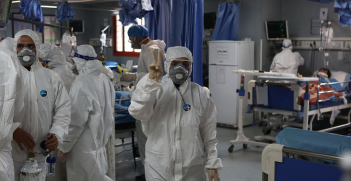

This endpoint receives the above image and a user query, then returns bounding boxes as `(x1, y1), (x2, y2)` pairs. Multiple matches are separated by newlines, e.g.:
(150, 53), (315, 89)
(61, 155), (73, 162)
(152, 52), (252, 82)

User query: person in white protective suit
(57, 45), (115, 181)
(10, 29), (71, 181)
(40, 43), (77, 93)
(0, 38), (15, 52)
(0, 47), (21, 181)
(100, 61), (114, 81)
(129, 46), (223, 181)
(121, 24), (166, 180)
(59, 43), (75, 65)
(270, 39), (304, 75)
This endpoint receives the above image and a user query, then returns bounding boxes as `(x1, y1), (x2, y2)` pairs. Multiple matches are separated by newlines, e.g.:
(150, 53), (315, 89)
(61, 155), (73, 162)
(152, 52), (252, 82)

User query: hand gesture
(13, 128), (36, 151)
(58, 150), (66, 163)
(208, 169), (220, 181)
(45, 133), (58, 151)
(149, 49), (163, 82)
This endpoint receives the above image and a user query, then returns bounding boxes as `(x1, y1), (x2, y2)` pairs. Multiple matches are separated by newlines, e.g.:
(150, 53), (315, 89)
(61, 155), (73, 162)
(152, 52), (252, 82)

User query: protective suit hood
(282, 39), (293, 50)
(14, 29), (41, 61)
(40, 43), (67, 69)
(165, 46), (193, 75)
(73, 45), (101, 76)
(0, 37), (15, 52)
(59, 43), (74, 64)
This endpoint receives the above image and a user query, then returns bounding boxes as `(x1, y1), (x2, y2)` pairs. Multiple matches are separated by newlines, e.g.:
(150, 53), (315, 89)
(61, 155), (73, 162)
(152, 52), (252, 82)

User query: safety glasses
(170, 60), (191, 68)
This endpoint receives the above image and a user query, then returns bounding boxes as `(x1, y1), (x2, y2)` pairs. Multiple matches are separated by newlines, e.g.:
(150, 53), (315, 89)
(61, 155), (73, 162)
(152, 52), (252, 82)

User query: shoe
(135, 174), (146, 181)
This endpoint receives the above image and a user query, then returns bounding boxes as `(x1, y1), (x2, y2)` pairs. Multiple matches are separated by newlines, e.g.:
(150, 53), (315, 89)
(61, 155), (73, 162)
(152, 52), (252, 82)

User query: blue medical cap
(127, 25), (149, 37)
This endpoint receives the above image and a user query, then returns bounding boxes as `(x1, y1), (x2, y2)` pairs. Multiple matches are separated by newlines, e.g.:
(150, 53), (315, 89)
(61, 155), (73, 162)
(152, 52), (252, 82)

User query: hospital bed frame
(228, 71), (303, 152)
(114, 97), (140, 169)
(262, 144), (346, 181)
(229, 70), (351, 152)
(251, 77), (351, 133)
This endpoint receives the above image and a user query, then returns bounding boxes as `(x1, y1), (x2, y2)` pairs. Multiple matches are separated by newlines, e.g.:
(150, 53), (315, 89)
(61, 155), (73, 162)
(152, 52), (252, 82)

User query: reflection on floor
(115, 125), (273, 181)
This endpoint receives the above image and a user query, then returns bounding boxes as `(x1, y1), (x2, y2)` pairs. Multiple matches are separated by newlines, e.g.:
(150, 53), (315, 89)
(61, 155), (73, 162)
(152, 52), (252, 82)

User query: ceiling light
(41, 5), (57, 9)
(12, 1), (21, 3)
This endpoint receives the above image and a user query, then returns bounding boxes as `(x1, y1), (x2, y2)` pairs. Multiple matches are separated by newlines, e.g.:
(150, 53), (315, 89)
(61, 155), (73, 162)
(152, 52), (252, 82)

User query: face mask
(131, 42), (141, 49)
(130, 37), (149, 49)
(17, 46), (37, 67)
(317, 72), (328, 78)
(169, 63), (189, 85)
(71, 64), (79, 75)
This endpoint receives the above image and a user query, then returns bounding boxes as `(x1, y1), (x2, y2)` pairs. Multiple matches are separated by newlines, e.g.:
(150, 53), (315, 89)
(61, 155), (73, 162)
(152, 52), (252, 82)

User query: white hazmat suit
(58, 45), (115, 181)
(40, 43), (76, 93)
(0, 38), (15, 52)
(0, 47), (21, 181)
(59, 43), (75, 65)
(129, 47), (223, 181)
(270, 39), (304, 75)
(126, 40), (166, 165)
(11, 29), (71, 181)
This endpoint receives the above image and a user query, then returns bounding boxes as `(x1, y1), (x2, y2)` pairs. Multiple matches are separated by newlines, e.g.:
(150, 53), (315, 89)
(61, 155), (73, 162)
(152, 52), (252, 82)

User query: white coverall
(270, 39), (304, 75)
(40, 43), (76, 94)
(11, 29), (71, 181)
(59, 43), (75, 65)
(101, 64), (114, 81)
(58, 45), (115, 181)
(0, 47), (21, 181)
(0, 38), (15, 52)
(129, 47), (223, 181)
(132, 40), (166, 164)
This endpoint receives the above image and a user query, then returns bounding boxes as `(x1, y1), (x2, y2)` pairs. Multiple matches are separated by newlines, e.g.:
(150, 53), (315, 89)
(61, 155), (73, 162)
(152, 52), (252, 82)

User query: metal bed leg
(309, 115), (316, 131)
(131, 131), (137, 169)
(303, 82), (310, 130)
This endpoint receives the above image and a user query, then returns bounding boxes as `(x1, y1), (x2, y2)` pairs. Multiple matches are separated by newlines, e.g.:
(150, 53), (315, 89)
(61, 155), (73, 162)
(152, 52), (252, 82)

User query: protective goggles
(170, 59), (191, 68)
(74, 53), (97, 60)
(69, 46), (78, 58)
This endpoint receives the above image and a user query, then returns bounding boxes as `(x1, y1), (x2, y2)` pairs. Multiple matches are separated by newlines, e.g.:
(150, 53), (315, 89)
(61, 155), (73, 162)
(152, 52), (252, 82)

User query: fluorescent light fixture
(12, 1), (21, 3)
(41, 5), (57, 9)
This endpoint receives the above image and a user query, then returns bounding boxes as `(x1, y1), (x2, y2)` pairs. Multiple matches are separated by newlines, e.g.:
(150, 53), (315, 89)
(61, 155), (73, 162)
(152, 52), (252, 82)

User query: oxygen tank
(20, 151), (42, 181)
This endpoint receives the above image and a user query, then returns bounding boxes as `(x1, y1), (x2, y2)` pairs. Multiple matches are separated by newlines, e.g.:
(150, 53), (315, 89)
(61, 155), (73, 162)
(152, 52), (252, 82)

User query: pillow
(330, 71), (351, 88)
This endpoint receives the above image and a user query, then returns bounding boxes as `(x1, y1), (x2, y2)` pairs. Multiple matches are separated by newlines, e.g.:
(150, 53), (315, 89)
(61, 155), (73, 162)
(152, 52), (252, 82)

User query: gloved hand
(120, 73), (137, 82)
(58, 150), (66, 163)
(149, 48), (163, 82)
(45, 133), (58, 151)
(13, 128), (36, 151)
(203, 87), (210, 94)
(207, 169), (220, 181)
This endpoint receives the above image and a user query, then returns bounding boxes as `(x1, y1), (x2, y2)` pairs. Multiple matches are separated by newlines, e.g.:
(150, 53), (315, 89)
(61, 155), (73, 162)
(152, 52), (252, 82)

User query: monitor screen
(265, 21), (289, 40)
(204, 12), (216, 29)
(69, 20), (84, 33)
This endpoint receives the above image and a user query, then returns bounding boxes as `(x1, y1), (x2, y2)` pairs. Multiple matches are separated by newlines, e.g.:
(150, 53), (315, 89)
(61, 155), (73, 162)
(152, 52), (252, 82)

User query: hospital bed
(247, 74), (351, 138)
(229, 70), (351, 152)
(114, 91), (139, 167)
(262, 128), (351, 181)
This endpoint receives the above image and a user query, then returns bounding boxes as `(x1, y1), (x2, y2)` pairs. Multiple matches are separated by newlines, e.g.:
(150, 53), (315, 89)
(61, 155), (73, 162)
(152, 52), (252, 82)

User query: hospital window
(112, 15), (145, 57)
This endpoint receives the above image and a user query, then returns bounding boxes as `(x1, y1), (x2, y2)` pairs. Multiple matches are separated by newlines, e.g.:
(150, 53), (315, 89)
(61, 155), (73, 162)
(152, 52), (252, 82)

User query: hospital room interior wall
(260, 0), (283, 71)
(237, 0), (264, 70)
(282, 0), (351, 75)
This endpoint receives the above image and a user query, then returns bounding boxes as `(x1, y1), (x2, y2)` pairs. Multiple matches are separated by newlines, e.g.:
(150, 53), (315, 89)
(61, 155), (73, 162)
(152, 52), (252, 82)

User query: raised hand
(149, 48), (163, 82)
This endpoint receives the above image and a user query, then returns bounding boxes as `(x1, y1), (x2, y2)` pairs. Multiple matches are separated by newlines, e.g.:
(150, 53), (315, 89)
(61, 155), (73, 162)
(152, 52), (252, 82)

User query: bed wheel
(243, 144), (248, 149)
(228, 145), (234, 153)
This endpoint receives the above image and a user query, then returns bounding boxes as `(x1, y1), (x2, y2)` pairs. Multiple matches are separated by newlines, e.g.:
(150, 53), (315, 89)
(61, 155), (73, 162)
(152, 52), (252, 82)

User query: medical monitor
(265, 21), (289, 40)
(204, 12), (216, 29)
(69, 20), (84, 33)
